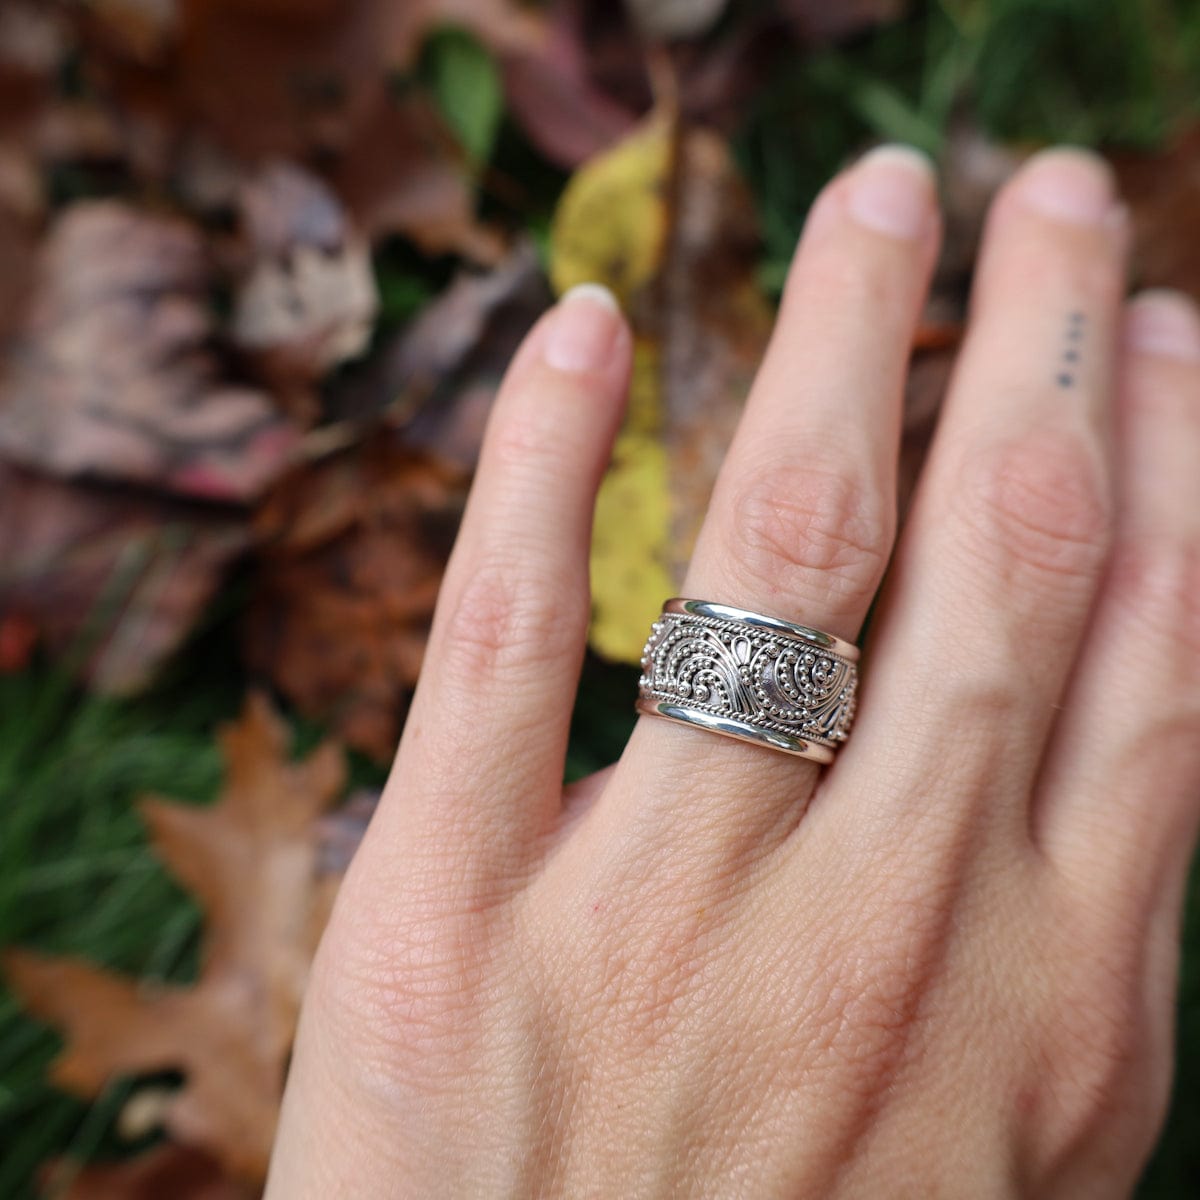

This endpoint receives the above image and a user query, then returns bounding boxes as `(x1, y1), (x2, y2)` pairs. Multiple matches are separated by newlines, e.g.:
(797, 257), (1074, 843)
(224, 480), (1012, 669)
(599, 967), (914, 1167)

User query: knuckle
(438, 555), (585, 684)
(1106, 537), (1200, 662)
(487, 369), (602, 481)
(725, 461), (891, 618)
(952, 430), (1111, 589)
(792, 242), (916, 322)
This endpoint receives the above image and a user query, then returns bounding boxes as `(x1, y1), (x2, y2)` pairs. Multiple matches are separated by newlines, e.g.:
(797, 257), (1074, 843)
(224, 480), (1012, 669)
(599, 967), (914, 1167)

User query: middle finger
(610, 144), (940, 854)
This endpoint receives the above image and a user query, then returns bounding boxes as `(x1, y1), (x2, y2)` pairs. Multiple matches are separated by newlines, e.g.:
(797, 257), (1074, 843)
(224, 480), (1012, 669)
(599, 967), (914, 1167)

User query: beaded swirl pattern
(638, 611), (858, 745)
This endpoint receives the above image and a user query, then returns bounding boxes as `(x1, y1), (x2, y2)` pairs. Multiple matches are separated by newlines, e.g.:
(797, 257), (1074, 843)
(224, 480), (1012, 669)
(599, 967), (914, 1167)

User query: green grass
(736, 0), (1200, 292)
(0, 641), (634, 1198)
(0, 667), (226, 1196)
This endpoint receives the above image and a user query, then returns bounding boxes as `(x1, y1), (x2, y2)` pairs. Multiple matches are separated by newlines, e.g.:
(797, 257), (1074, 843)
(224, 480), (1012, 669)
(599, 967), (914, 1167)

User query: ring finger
(836, 148), (1130, 860)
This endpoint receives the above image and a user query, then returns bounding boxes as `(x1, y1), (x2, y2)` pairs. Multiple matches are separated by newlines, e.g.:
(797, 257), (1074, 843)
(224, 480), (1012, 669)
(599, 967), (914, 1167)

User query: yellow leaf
(549, 115), (672, 308)
(587, 340), (675, 662)
(550, 112), (772, 664)
(551, 115), (677, 663)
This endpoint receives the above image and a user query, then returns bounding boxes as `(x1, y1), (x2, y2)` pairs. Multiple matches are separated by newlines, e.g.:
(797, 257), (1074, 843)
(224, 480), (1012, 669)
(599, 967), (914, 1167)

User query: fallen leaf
(331, 238), (548, 457)
(495, 0), (656, 171)
(0, 2), (64, 140)
(0, 461), (250, 694)
(84, 0), (178, 67)
(0, 202), (299, 503)
(331, 89), (504, 261)
(70, 0), (517, 256)
(0, 200), (36, 340)
(0, 2), (60, 332)
(501, 7), (639, 168)
(252, 247), (546, 755)
(550, 108), (772, 662)
(175, 0), (389, 161)
(231, 162), (378, 395)
(245, 440), (466, 760)
(1112, 124), (1200, 300)
(0, 608), (38, 673)
(48, 1145), (251, 1200)
(5, 694), (346, 1182)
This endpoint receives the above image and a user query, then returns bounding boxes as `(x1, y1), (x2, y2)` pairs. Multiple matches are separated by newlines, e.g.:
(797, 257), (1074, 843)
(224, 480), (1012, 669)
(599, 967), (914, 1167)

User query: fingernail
(1126, 289), (1200, 362)
(543, 283), (621, 373)
(1015, 147), (1117, 226)
(846, 144), (937, 239)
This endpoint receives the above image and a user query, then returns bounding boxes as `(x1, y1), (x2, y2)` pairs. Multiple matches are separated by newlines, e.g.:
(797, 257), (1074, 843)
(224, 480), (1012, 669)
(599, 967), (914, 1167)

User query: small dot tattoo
(1056, 310), (1087, 388)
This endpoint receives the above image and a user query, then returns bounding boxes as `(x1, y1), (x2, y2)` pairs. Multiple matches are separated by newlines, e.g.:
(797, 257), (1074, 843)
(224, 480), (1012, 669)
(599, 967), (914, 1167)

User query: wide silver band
(636, 598), (859, 762)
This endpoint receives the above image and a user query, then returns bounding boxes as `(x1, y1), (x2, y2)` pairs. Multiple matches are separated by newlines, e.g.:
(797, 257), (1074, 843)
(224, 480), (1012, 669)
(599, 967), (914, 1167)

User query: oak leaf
(4, 695), (346, 1181)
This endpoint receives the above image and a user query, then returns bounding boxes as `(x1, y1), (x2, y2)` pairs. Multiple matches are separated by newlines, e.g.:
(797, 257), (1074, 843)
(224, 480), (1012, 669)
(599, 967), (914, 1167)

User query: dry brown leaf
(331, 238), (549, 454)
(0, 3), (64, 140)
(48, 1145), (251, 1200)
(500, 4), (639, 169)
(231, 162), (378, 393)
(0, 2), (62, 331)
(85, 0), (179, 66)
(87, 0), (517, 254)
(245, 439), (466, 760)
(1113, 124), (1200, 301)
(179, 0), (545, 144)
(331, 90), (504, 261)
(0, 608), (38, 673)
(0, 461), (250, 694)
(153, 0), (536, 250)
(0, 200), (36, 338)
(249, 243), (552, 757)
(175, 0), (388, 161)
(60, 0), (505, 257)
(4, 695), (346, 1181)
(0, 202), (300, 502)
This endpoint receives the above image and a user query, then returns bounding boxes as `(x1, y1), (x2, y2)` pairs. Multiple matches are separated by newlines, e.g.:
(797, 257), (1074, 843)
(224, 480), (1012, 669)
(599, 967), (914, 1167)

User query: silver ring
(636, 598), (859, 762)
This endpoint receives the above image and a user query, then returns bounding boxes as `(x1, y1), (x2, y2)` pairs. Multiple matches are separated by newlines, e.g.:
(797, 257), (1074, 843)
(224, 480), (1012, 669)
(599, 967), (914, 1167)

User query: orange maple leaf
(4, 694), (346, 1182)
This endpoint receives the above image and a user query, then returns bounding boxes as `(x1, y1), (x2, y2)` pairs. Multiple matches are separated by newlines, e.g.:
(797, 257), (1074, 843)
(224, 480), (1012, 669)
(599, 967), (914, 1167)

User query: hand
(265, 145), (1200, 1198)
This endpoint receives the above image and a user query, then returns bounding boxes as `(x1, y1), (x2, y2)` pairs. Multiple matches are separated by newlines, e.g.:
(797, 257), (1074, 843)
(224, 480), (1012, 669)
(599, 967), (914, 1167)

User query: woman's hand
(265, 145), (1200, 1198)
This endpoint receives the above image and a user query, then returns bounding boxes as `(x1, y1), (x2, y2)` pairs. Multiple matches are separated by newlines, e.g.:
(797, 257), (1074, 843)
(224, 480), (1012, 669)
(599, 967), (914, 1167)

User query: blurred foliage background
(1, 0), (1199, 1195)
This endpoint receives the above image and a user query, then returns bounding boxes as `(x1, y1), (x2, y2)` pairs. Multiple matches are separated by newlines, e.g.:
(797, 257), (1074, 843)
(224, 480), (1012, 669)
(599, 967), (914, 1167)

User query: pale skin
(265, 145), (1200, 1197)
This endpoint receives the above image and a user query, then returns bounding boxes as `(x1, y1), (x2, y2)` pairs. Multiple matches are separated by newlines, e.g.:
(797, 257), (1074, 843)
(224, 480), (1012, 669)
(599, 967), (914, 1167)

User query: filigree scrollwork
(639, 612), (857, 746)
